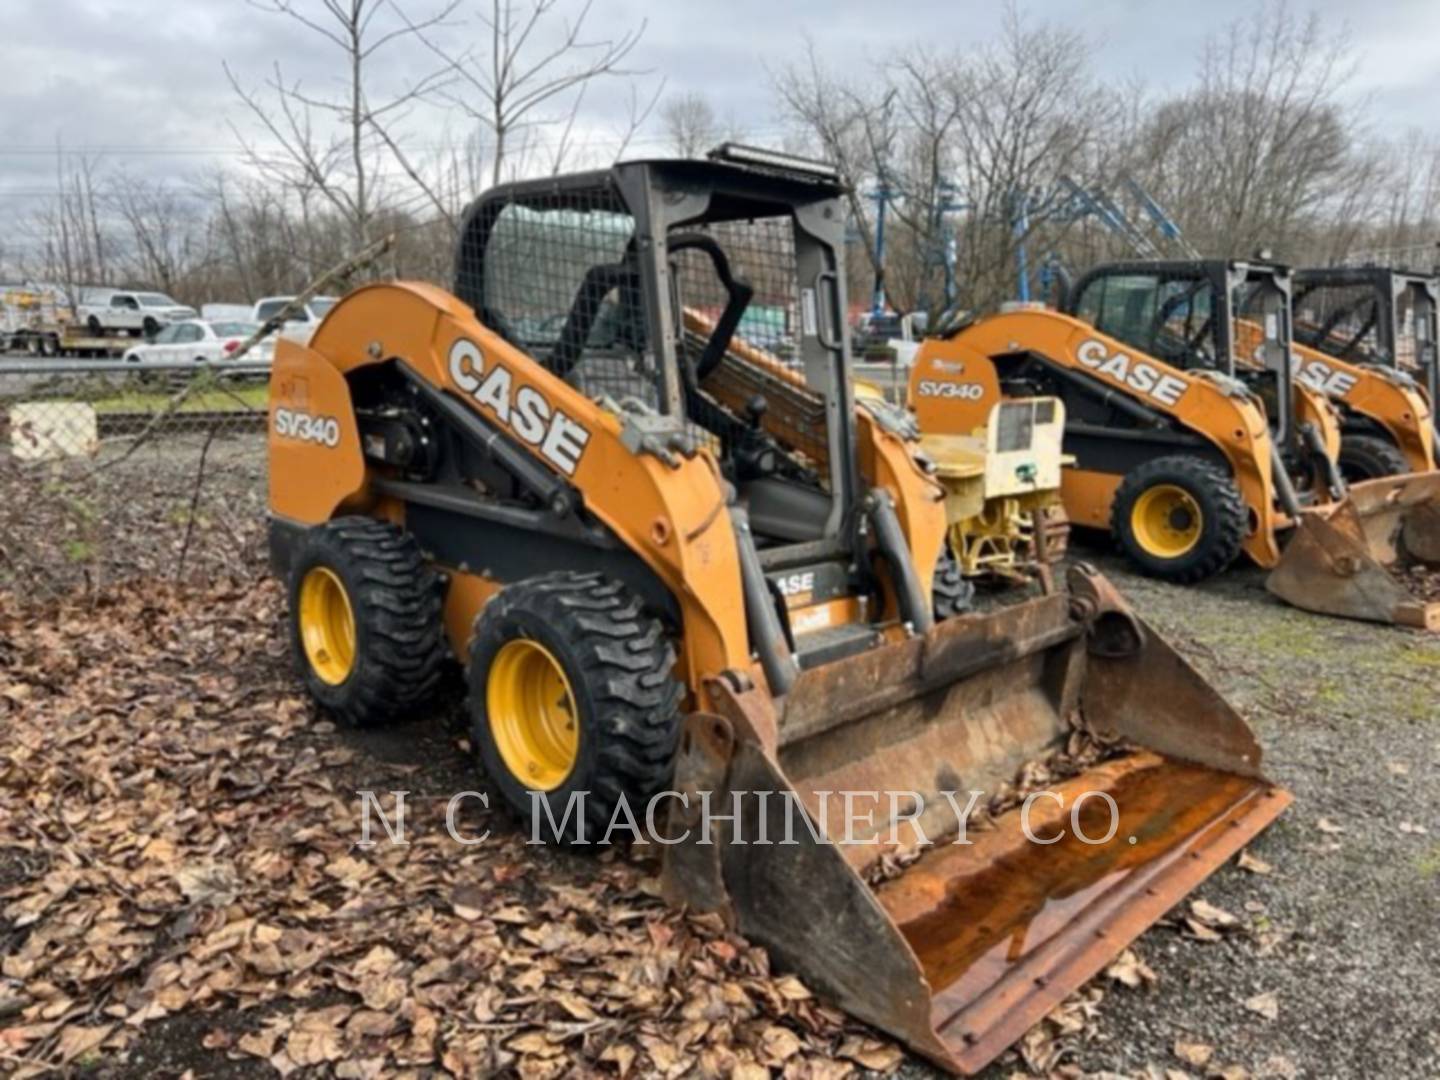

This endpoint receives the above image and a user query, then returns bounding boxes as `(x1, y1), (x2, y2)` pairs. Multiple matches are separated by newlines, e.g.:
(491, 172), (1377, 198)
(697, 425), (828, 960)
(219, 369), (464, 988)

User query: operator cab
(452, 147), (862, 555)
(1293, 267), (1440, 428)
(447, 147), (939, 679)
(1067, 259), (1301, 451)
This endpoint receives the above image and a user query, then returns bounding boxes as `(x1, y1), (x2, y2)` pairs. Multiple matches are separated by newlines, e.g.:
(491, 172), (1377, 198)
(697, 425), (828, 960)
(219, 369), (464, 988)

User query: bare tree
(109, 173), (212, 296)
(402, 0), (651, 186)
(1125, 1), (1371, 259)
(661, 90), (732, 157)
(773, 41), (893, 304)
(775, 8), (1117, 315)
(19, 146), (113, 310)
(226, 0), (458, 251)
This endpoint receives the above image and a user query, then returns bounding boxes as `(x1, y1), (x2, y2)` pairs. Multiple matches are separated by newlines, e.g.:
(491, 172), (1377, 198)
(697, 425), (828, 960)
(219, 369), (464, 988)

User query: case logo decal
(449, 339), (592, 476)
(1076, 339), (1189, 408)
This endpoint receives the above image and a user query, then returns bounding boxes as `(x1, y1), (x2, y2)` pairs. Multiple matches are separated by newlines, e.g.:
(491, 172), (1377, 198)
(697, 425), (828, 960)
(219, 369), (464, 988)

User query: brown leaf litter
(0, 580), (898, 1077)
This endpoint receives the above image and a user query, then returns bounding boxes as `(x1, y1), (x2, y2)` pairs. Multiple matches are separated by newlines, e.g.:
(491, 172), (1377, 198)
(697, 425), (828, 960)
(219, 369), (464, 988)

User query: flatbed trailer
(2, 325), (134, 359)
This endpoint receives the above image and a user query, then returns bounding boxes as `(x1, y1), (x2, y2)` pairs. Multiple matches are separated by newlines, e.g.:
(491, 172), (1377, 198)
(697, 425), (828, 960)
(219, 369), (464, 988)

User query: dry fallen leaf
(1184, 918), (1225, 943)
(1261, 1054), (1307, 1077)
(1105, 947), (1158, 989)
(55, 1023), (114, 1065)
(759, 1025), (803, 1065)
(1244, 991), (1279, 1020)
(1257, 1054), (1299, 1078)
(1190, 899), (1241, 929)
(1236, 849), (1273, 875)
(1315, 817), (1345, 835)
(838, 1036), (904, 1072)
(1174, 1036), (1214, 1067)
(599, 1041), (636, 1077)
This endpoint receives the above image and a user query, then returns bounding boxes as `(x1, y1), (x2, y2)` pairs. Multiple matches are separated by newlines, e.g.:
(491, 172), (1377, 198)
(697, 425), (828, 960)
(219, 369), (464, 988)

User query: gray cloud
(2, 0), (1436, 209)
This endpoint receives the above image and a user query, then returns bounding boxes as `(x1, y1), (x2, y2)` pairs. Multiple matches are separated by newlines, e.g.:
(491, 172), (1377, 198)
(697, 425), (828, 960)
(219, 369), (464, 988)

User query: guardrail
(0, 357), (272, 376)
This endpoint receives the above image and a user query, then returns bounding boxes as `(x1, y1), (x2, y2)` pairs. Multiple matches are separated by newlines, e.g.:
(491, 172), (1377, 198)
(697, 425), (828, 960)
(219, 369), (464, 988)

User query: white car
(201, 302), (255, 322)
(122, 320), (275, 366)
(79, 290), (197, 337)
(252, 295), (338, 345)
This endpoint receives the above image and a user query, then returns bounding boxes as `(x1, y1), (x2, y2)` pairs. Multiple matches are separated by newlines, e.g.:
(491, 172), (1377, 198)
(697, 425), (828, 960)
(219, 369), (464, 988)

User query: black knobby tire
(143, 317), (160, 338)
(86, 316), (101, 335)
(288, 516), (447, 727)
(1111, 456), (1247, 583)
(932, 545), (976, 621)
(468, 572), (682, 845)
(1338, 434), (1409, 482)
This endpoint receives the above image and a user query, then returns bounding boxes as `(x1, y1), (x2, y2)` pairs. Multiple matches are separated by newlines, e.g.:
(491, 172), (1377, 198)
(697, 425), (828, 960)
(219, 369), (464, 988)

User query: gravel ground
(3, 436), (1438, 1078)
(0, 433), (266, 597)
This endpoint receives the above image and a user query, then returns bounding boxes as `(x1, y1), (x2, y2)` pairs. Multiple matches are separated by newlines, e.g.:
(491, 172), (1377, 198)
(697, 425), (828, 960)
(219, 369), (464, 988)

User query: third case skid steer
(910, 258), (1440, 629)
(1290, 264), (1440, 446)
(267, 146), (1290, 1074)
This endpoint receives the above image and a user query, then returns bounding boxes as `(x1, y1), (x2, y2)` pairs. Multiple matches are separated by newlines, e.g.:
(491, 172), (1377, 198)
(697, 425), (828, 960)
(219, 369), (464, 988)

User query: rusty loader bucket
(1267, 471), (1440, 631)
(662, 566), (1291, 1075)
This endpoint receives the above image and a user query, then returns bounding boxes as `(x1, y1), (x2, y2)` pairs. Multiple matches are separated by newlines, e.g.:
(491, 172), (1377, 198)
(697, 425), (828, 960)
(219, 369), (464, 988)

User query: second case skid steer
(912, 259), (1440, 629)
(267, 148), (1290, 1074)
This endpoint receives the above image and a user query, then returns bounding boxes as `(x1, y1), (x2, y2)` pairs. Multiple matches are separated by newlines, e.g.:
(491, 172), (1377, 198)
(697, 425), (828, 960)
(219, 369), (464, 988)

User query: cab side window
(1153, 279), (1214, 367)
(1074, 274), (1161, 351)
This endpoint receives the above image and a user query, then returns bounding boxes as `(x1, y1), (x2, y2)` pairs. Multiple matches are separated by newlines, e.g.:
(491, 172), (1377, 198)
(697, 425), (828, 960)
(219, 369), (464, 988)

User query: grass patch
(1417, 843), (1440, 880)
(64, 539), (96, 562)
(91, 386), (268, 415)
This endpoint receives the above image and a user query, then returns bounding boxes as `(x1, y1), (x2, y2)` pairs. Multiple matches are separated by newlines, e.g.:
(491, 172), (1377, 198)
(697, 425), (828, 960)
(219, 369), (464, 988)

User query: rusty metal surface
(777, 592), (1078, 747)
(710, 741), (954, 1067)
(1268, 494), (1440, 631)
(660, 712), (736, 916)
(917, 762), (1291, 1073)
(658, 568), (1292, 1076)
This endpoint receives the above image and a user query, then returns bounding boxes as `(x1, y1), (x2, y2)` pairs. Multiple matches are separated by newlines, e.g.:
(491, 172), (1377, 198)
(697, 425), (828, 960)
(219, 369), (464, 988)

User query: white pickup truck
(78, 290), (198, 337)
(252, 295), (339, 345)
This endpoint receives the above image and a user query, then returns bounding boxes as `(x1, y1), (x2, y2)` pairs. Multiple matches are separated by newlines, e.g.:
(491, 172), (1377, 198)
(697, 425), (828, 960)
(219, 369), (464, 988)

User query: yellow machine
(912, 260), (1440, 629)
(268, 150), (1289, 1074)
(914, 396), (1071, 580)
(851, 364), (1070, 585)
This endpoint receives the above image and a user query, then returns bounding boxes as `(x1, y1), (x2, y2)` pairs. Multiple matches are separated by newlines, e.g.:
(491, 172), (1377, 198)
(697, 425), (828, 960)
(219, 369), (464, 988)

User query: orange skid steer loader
(268, 148), (1289, 1074)
(1067, 260), (1436, 480)
(1291, 265), (1440, 457)
(911, 259), (1440, 628)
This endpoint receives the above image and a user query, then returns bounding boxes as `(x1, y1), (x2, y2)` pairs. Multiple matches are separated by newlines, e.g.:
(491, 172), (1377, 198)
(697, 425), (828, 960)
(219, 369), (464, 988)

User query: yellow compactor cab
(268, 149), (1290, 1074)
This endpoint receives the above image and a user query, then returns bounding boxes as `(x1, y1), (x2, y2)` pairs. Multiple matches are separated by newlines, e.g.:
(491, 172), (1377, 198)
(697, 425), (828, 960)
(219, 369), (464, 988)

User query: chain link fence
(0, 357), (270, 599)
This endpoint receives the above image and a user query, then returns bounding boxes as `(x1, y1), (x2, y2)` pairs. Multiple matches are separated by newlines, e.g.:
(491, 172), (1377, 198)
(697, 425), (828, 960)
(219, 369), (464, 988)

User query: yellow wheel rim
(487, 639), (579, 792)
(1131, 484), (1203, 559)
(298, 566), (357, 685)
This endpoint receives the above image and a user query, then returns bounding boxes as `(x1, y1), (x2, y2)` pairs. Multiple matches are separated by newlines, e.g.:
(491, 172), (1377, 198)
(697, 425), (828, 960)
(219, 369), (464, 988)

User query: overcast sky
(4, 0), (1440, 210)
